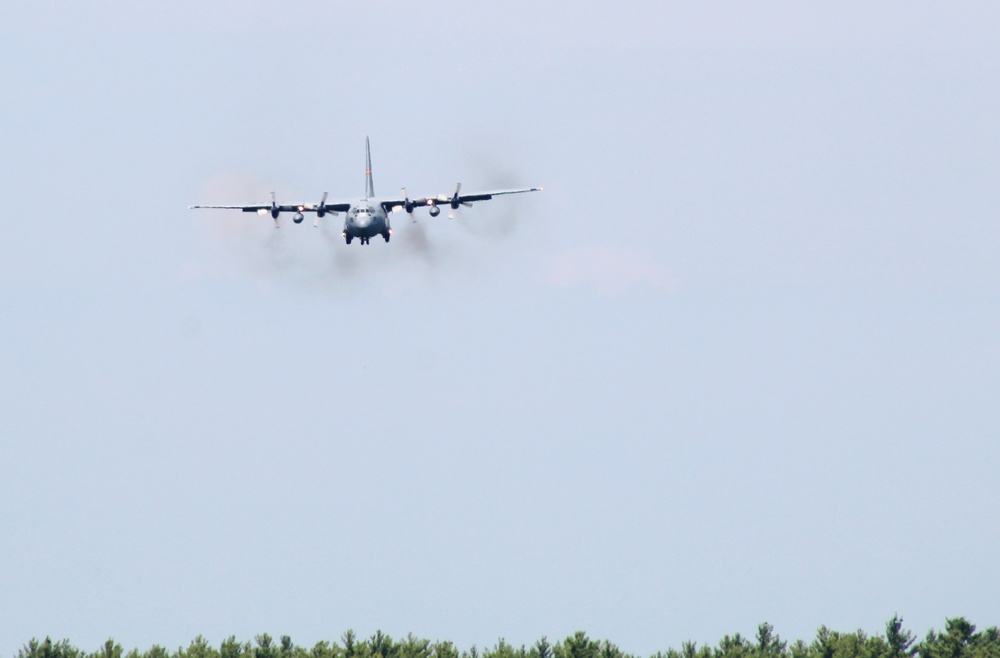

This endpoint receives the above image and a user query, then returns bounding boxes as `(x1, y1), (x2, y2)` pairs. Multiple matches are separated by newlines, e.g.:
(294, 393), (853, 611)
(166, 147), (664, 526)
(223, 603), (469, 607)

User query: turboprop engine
(316, 192), (329, 218)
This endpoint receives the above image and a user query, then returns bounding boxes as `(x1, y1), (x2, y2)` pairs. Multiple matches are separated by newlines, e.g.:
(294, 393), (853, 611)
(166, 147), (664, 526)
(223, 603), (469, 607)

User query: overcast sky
(1, 2), (998, 656)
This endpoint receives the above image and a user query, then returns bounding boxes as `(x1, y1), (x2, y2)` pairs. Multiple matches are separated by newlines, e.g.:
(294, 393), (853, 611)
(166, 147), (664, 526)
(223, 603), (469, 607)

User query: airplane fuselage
(343, 198), (391, 245)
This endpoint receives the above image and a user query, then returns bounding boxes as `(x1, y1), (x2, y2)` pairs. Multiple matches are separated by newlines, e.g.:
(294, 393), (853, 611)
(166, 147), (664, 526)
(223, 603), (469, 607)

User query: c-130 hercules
(189, 138), (542, 245)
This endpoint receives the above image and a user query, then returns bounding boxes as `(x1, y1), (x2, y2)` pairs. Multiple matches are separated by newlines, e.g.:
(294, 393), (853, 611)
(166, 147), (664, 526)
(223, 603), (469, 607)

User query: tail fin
(365, 136), (375, 198)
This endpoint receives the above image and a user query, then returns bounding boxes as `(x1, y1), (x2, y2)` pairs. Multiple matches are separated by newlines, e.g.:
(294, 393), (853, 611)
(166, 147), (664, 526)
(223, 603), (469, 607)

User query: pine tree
(755, 625), (787, 658)
(886, 616), (917, 658)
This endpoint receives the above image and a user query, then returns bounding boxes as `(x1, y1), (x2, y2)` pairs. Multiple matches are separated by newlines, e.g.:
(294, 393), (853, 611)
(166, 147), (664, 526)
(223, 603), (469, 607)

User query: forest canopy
(15, 617), (1000, 658)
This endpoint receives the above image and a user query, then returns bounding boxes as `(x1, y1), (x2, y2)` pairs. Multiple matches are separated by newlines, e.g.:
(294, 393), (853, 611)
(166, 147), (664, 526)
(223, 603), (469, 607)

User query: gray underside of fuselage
(345, 217), (388, 238)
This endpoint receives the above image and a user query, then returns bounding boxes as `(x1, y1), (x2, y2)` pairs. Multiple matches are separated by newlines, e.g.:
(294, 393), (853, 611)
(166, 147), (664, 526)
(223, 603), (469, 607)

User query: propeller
(447, 183), (472, 219)
(402, 187), (417, 222)
(314, 192), (329, 227)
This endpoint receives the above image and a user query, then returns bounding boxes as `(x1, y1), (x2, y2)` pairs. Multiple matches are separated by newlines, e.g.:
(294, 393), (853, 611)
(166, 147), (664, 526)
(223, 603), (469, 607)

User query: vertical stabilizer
(365, 136), (375, 198)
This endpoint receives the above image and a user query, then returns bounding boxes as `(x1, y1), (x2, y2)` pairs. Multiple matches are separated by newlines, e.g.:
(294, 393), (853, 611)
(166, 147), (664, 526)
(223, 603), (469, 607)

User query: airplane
(189, 138), (542, 245)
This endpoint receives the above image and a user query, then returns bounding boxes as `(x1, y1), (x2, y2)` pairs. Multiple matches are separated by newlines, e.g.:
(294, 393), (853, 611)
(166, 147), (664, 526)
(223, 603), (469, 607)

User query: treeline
(16, 617), (1000, 658)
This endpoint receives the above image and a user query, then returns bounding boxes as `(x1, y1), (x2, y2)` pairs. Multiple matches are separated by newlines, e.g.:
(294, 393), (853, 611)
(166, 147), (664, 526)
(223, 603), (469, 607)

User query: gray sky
(1, 1), (998, 655)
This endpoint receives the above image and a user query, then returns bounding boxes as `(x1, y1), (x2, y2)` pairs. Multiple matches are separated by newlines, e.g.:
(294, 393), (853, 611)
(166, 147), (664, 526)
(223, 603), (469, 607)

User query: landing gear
(345, 235), (353, 245)
(382, 231), (391, 243)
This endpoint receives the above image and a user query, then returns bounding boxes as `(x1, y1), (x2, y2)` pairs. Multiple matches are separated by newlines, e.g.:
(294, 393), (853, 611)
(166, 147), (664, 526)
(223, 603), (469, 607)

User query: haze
(1, 2), (998, 656)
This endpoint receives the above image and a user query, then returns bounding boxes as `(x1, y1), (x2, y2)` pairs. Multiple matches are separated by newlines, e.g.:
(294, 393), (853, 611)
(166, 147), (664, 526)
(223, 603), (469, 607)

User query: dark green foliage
(920, 619), (973, 658)
(343, 632), (357, 658)
(812, 629), (837, 658)
(178, 637), (219, 658)
(977, 629), (1000, 658)
(91, 640), (124, 658)
(17, 638), (86, 658)
(755, 624), (786, 658)
(555, 632), (601, 658)
(599, 640), (631, 658)
(399, 635), (432, 658)
(529, 639), (552, 658)
(789, 640), (810, 658)
(482, 639), (522, 658)
(887, 617), (917, 658)
(686, 642), (713, 658)
(309, 641), (338, 658)
(11, 618), (1000, 658)
(431, 642), (459, 658)
(716, 634), (752, 658)
(255, 636), (277, 658)
(919, 618), (1000, 658)
(365, 631), (396, 658)
(220, 638), (246, 658)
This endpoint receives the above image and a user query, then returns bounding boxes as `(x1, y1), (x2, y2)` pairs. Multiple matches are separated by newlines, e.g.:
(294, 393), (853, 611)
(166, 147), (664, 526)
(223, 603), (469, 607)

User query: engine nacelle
(293, 212), (304, 224)
(428, 205), (441, 217)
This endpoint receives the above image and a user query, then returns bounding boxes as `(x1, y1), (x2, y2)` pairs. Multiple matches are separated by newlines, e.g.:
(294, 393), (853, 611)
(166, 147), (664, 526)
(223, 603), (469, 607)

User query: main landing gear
(345, 235), (386, 246)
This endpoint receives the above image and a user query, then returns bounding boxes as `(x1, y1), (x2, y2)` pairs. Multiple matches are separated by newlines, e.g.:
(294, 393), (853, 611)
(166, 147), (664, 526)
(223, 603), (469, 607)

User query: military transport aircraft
(189, 138), (541, 245)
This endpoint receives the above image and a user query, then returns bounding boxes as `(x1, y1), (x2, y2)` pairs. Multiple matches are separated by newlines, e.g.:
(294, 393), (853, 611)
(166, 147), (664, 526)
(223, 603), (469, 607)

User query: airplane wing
(450, 187), (543, 203)
(189, 195), (352, 214)
(188, 203), (272, 213)
(280, 202), (353, 213)
(380, 186), (541, 213)
(188, 203), (353, 213)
